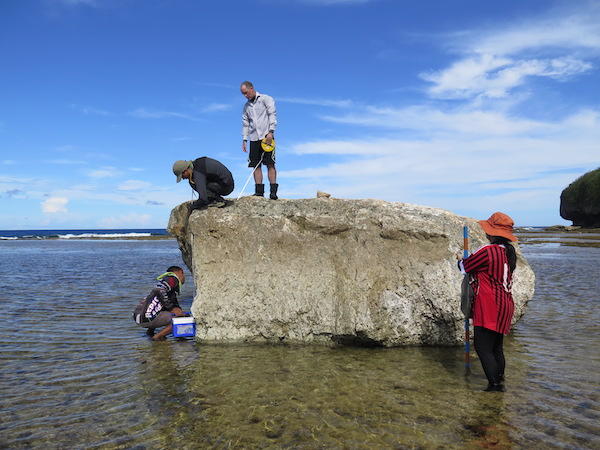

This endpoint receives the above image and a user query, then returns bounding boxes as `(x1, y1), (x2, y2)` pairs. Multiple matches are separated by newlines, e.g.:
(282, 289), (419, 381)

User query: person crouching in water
(133, 266), (186, 341)
(456, 212), (518, 392)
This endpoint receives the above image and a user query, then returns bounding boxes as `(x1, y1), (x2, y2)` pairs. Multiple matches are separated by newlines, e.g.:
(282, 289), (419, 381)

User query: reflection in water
(0, 236), (599, 448)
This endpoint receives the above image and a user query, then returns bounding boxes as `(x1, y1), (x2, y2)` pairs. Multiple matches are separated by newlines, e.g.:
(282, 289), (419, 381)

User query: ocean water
(0, 230), (598, 449)
(0, 228), (169, 240)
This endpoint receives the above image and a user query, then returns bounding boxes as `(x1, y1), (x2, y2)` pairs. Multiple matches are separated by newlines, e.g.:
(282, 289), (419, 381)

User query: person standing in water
(456, 212), (518, 392)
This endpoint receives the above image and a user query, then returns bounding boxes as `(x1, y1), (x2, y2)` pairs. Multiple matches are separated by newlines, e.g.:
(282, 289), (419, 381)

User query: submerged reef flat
(516, 227), (600, 248)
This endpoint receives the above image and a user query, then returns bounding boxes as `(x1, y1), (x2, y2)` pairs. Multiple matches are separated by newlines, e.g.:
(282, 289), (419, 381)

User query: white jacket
(242, 91), (277, 141)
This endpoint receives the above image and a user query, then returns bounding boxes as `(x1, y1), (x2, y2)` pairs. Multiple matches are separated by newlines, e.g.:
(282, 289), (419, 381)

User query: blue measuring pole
(463, 225), (471, 374)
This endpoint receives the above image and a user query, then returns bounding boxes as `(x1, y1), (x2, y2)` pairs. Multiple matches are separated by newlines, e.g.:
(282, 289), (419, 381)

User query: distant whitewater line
(0, 229), (171, 240)
(0, 226), (562, 241)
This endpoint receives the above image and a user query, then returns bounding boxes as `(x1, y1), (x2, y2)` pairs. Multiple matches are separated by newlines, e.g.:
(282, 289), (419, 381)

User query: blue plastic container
(172, 315), (195, 337)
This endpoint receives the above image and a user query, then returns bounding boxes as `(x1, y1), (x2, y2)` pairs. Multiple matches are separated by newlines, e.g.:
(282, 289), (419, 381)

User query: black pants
(206, 181), (233, 200)
(474, 326), (505, 385)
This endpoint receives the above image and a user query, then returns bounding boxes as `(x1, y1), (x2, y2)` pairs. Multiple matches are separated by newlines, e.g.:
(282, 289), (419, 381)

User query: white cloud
(118, 180), (152, 191)
(320, 105), (546, 136)
(422, 56), (592, 99)
(421, 7), (600, 100)
(472, 12), (600, 56)
(82, 106), (110, 115)
(100, 212), (153, 228)
(41, 197), (68, 213)
(89, 167), (118, 178)
(202, 103), (230, 113)
(70, 184), (98, 191)
(129, 108), (201, 121)
(421, 54), (513, 99)
(282, 102), (600, 225)
(563, 109), (600, 128)
(290, 140), (372, 155)
(279, 97), (353, 108)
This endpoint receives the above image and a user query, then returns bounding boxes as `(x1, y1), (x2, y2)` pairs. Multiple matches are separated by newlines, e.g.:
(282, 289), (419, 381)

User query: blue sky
(1, 0), (599, 229)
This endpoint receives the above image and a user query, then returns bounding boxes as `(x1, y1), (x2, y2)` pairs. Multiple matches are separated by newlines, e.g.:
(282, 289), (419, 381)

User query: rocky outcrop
(168, 197), (535, 347)
(560, 168), (600, 228)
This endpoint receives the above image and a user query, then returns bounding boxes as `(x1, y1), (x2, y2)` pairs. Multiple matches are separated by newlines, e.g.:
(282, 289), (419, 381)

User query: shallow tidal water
(0, 233), (598, 449)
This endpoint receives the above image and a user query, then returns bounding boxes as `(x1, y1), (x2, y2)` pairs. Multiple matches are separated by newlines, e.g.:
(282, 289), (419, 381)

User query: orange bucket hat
(478, 212), (518, 242)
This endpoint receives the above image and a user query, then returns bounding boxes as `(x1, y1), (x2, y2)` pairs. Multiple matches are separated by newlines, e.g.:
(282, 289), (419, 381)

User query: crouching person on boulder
(173, 157), (235, 213)
(456, 212), (517, 392)
(133, 266), (186, 341)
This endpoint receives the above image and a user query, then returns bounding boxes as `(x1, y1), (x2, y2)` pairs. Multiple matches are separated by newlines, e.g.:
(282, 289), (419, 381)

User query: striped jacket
(462, 244), (515, 335)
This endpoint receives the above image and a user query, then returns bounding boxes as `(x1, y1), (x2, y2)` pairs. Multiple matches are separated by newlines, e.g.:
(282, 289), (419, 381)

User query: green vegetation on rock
(560, 167), (600, 228)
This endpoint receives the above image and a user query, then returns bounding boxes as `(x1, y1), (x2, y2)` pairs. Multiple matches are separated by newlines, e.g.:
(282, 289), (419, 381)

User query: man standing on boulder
(240, 81), (279, 200)
(172, 157), (234, 212)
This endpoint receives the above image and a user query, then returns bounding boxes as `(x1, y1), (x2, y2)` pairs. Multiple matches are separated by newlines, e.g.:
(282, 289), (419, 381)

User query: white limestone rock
(167, 197), (535, 346)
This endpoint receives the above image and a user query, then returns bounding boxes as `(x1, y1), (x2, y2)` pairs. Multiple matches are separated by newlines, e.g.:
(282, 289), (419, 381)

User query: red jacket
(463, 244), (515, 335)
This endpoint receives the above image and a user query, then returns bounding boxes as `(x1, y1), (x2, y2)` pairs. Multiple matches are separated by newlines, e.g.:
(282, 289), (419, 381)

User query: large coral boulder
(168, 197), (535, 346)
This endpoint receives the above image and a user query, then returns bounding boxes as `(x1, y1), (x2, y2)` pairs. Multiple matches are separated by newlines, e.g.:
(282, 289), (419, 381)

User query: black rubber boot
(270, 183), (279, 200)
(484, 383), (506, 392)
(207, 195), (225, 207)
(254, 184), (264, 197)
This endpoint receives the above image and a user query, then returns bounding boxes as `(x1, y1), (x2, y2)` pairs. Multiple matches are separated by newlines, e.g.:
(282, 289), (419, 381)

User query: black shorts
(248, 140), (276, 168)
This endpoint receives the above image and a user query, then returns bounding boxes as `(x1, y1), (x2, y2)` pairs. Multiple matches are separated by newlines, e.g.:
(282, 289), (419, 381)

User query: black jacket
(189, 157), (234, 209)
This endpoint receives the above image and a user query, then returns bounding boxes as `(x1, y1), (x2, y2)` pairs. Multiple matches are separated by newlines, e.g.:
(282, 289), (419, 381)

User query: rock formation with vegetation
(560, 167), (600, 228)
